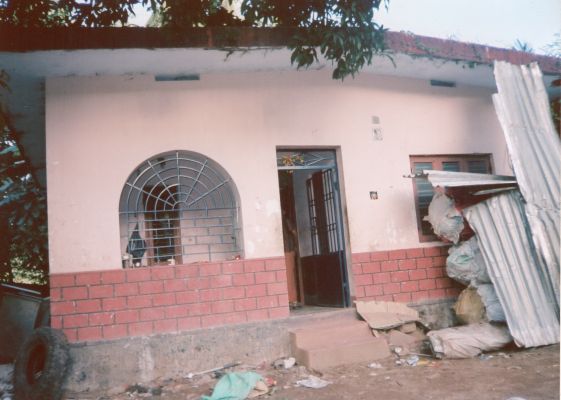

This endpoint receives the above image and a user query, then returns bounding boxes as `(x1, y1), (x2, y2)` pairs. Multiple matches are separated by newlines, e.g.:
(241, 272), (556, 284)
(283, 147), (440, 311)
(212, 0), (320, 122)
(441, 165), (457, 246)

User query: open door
(277, 149), (349, 308)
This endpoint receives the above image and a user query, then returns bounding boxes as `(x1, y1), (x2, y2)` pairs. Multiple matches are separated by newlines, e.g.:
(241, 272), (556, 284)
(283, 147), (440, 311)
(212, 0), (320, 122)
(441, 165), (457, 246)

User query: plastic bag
(446, 237), (491, 286)
(424, 193), (464, 244)
(201, 372), (263, 400)
(477, 284), (506, 322)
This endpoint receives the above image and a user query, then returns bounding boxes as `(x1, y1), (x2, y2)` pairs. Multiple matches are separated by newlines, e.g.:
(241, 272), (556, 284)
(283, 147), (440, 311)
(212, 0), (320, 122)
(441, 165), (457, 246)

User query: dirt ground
(64, 344), (559, 400)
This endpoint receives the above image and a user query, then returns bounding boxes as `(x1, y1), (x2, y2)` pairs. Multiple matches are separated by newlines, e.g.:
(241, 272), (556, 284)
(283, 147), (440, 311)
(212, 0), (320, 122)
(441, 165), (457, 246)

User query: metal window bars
(119, 151), (242, 267)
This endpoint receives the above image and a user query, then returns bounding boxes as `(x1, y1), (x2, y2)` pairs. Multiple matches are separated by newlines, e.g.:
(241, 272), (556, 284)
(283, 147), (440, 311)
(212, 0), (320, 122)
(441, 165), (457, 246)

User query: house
(1, 27), (560, 390)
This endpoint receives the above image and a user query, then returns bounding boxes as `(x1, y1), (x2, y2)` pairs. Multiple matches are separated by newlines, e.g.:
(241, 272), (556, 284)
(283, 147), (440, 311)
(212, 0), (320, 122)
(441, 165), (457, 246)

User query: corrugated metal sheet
(493, 61), (560, 302)
(424, 170), (517, 188)
(464, 191), (560, 347)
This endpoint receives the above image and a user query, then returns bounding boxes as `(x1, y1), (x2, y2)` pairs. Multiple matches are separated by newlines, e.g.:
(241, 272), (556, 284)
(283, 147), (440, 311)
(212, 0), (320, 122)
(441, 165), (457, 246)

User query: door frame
(276, 147), (352, 307)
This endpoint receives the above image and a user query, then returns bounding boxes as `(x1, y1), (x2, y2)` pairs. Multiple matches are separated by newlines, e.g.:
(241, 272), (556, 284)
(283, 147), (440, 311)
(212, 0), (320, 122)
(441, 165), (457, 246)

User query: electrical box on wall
(371, 115), (383, 141)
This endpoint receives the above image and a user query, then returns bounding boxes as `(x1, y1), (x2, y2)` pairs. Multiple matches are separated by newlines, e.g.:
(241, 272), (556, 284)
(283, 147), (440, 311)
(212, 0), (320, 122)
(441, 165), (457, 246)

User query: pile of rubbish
(353, 298), (511, 360)
(415, 61), (560, 354)
(355, 300), (429, 358)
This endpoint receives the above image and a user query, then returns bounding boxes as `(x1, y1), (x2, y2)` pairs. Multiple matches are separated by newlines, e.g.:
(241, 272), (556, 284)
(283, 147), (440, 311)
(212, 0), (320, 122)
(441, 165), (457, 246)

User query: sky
(375, 0), (560, 54)
(130, 0), (561, 54)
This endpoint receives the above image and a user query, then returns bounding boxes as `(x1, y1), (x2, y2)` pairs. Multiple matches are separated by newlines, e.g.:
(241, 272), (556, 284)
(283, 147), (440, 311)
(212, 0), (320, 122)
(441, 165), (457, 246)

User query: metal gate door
(302, 168), (349, 307)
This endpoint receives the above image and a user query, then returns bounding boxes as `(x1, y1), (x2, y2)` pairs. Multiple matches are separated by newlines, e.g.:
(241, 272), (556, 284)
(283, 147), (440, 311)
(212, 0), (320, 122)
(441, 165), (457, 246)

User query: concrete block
(289, 319), (391, 370)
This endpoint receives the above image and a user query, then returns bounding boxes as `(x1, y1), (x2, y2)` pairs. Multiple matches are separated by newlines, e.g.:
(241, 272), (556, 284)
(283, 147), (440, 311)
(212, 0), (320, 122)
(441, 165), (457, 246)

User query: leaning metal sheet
(492, 61), (560, 303)
(464, 191), (559, 347)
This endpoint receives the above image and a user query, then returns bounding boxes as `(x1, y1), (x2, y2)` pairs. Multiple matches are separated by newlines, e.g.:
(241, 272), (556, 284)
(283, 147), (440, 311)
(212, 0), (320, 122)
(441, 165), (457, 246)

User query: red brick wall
(49, 257), (289, 343)
(351, 246), (463, 303)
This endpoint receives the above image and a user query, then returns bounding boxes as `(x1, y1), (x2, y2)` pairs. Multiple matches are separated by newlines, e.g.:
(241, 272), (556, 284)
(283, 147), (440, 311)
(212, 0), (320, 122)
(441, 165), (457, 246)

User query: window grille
(307, 169), (342, 255)
(119, 151), (242, 267)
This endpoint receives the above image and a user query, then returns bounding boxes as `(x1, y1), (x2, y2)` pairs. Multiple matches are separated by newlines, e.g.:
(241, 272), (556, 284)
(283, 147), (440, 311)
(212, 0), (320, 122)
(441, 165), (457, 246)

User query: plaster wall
(46, 70), (509, 273)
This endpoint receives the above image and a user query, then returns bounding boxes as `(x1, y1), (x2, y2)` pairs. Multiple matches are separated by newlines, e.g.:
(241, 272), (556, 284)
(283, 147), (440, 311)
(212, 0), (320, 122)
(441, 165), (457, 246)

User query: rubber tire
(14, 327), (70, 400)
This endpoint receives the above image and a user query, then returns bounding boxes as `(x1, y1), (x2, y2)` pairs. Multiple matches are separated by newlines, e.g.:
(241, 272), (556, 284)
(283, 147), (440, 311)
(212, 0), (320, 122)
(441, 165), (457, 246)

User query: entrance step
(289, 317), (391, 370)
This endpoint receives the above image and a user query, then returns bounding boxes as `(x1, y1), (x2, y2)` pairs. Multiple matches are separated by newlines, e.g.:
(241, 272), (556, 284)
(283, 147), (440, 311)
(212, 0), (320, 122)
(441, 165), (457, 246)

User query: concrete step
(289, 318), (391, 370)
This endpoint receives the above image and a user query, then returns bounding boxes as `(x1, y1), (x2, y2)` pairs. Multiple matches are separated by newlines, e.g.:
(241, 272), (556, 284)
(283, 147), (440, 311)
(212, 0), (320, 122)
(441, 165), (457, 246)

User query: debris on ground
(272, 357), (295, 370)
(405, 355), (419, 366)
(427, 322), (512, 359)
(355, 300), (429, 359)
(295, 375), (332, 389)
(185, 362), (241, 379)
(201, 372), (268, 400)
(79, 344), (559, 400)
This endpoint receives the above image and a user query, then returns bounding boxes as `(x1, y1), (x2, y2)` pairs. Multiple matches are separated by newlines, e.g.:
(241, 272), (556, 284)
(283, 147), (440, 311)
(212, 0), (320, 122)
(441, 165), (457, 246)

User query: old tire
(14, 327), (70, 400)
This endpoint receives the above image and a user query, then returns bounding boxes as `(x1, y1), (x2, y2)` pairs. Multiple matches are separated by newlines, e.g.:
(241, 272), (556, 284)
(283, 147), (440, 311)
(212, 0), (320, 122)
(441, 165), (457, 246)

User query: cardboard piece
(355, 301), (419, 330)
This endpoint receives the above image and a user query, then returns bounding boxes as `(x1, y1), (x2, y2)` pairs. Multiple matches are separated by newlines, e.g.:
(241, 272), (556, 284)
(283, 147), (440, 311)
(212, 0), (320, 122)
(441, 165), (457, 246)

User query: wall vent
(430, 79), (456, 88)
(155, 74), (200, 82)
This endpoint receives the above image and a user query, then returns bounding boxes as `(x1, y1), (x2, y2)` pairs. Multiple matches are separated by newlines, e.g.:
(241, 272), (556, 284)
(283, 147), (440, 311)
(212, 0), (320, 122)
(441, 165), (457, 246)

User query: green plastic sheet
(201, 372), (263, 400)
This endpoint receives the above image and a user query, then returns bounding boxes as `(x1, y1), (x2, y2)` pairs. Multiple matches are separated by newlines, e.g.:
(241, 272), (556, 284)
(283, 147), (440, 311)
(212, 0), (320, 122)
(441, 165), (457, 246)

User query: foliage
(512, 39), (534, 53)
(0, 72), (48, 285)
(0, 0), (390, 80)
(542, 32), (561, 58)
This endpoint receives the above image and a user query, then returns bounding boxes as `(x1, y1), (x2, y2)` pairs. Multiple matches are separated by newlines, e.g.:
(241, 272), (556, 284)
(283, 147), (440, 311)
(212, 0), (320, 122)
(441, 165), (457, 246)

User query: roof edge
(1, 27), (560, 74)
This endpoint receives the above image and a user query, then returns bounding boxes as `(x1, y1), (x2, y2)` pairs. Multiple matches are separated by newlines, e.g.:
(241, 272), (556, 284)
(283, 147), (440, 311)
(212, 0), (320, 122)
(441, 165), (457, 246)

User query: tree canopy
(0, 0), (390, 79)
(0, 1), (390, 285)
(0, 72), (48, 285)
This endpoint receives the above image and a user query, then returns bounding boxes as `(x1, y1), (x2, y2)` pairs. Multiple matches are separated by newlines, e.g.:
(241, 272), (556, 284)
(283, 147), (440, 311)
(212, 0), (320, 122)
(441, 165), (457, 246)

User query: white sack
(428, 323), (512, 359)
(424, 193), (464, 244)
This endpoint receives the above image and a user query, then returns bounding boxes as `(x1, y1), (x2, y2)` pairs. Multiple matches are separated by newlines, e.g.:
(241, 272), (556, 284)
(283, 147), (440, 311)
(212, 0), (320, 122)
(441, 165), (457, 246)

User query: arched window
(119, 151), (243, 267)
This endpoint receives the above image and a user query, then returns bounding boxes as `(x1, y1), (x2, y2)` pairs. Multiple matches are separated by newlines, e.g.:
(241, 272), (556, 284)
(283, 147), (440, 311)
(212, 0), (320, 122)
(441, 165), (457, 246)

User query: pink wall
(46, 70), (509, 275)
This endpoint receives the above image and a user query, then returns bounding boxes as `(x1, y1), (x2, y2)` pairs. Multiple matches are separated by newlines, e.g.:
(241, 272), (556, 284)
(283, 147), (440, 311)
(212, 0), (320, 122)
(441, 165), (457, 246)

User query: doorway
(277, 149), (350, 308)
